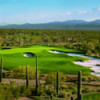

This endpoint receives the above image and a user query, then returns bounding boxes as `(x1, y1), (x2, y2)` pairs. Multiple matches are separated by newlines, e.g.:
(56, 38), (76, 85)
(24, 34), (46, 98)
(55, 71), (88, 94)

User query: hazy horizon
(0, 19), (100, 26)
(0, 0), (100, 25)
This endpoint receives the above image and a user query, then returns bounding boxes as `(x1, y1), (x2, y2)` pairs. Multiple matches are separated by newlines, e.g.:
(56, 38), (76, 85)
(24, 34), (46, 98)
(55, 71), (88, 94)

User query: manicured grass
(0, 45), (92, 75)
(83, 93), (100, 100)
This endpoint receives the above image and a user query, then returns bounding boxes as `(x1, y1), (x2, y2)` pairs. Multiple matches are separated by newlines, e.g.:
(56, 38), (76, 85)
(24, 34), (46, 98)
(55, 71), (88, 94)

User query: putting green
(0, 45), (92, 75)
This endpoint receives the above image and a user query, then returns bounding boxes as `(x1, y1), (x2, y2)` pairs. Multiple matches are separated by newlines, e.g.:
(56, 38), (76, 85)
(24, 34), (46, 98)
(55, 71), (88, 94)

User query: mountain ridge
(0, 19), (100, 30)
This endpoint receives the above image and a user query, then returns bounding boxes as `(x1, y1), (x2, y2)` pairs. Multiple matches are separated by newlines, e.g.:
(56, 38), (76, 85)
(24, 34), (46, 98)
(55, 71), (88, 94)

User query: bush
(45, 88), (55, 96)
(97, 88), (100, 92)
(45, 72), (66, 85)
(68, 86), (77, 94)
(60, 84), (68, 90)
(58, 91), (66, 98)
(0, 84), (20, 100)
(45, 73), (56, 85)
(82, 87), (95, 93)
(11, 66), (40, 79)
(82, 76), (88, 82)
(37, 87), (45, 96)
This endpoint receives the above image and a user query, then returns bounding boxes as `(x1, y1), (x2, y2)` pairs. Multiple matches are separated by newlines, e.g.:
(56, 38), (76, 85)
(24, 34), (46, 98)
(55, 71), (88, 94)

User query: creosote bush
(68, 86), (77, 94)
(82, 86), (95, 93)
(45, 72), (66, 85)
(45, 88), (55, 96)
(60, 84), (68, 90)
(82, 76), (88, 82)
(58, 91), (71, 98)
(0, 83), (30, 100)
(10, 66), (40, 79)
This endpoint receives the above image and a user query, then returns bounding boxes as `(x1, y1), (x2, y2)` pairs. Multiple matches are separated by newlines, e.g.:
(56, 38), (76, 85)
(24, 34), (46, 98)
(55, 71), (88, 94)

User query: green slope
(0, 45), (92, 75)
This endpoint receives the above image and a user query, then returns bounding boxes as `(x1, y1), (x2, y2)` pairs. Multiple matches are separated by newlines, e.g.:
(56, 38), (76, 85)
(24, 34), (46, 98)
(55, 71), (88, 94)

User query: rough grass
(83, 93), (100, 100)
(0, 45), (92, 75)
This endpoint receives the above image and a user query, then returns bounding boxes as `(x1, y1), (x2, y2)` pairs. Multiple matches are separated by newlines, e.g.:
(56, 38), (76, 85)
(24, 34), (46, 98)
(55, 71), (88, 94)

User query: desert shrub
(0, 83), (35, 100)
(45, 73), (56, 84)
(97, 88), (100, 92)
(10, 86), (20, 99)
(0, 84), (20, 100)
(11, 66), (40, 79)
(68, 86), (77, 94)
(82, 76), (88, 82)
(37, 87), (45, 96)
(45, 72), (66, 85)
(60, 73), (66, 82)
(88, 75), (98, 82)
(58, 91), (66, 98)
(17, 85), (29, 96)
(0, 87), (14, 100)
(45, 88), (55, 96)
(60, 84), (68, 90)
(82, 87), (95, 93)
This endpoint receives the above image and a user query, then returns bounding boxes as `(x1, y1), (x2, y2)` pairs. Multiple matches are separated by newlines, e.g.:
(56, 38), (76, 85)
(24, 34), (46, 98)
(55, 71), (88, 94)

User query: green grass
(0, 45), (92, 75)
(83, 93), (100, 100)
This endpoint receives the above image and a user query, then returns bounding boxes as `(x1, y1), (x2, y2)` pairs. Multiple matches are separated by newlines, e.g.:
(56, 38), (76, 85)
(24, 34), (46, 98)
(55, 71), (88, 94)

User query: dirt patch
(18, 97), (33, 100)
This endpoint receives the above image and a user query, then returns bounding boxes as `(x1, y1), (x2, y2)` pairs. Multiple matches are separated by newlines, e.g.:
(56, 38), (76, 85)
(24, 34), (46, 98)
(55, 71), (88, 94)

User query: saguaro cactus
(77, 71), (82, 100)
(56, 71), (59, 95)
(80, 94), (82, 100)
(71, 96), (74, 100)
(0, 58), (3, 83)
(36, 55), (38, 94)
(26, 65), (29, 88)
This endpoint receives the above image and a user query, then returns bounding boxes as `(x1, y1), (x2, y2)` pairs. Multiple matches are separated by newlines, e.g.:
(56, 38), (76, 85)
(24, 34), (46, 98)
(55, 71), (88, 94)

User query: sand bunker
(24, 52), (34, 57)
(50, 50), (100, 76)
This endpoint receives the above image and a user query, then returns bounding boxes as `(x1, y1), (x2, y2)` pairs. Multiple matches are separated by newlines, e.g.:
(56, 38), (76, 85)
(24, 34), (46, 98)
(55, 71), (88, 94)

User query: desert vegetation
(0, 29), (100, 57)
(0, 63), (100, 100)
(0, 29), (100, 100)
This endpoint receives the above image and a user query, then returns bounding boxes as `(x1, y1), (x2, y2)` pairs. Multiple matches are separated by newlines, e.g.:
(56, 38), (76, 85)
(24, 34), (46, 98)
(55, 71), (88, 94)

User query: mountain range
(0, 20), (100, 30)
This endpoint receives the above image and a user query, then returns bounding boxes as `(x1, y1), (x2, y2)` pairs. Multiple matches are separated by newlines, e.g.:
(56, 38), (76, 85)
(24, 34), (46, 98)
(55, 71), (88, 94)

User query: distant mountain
(0, 20), (100, 30)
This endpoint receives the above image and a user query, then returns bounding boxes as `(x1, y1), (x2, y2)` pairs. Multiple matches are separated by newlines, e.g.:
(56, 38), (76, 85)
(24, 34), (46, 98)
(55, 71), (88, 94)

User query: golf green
(0, 45), (92, 75)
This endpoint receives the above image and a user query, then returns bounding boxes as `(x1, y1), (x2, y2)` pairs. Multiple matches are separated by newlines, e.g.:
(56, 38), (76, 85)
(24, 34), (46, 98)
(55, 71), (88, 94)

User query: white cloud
(83, 10), (86, 13)
(40, 14), (48, 18)
(98, 7), (100, 11)
(66, 12), (71, 15)
(78, 10), (82, 14)
(78, 10), (86, 14)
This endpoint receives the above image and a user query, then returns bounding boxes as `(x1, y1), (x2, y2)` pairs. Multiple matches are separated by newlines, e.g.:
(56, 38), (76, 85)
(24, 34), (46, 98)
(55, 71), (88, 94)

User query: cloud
(66, 12), (71, 15)
(78, 10), (86, 14)
(40, 14), (48, 18)
(98, 7), (100, 11)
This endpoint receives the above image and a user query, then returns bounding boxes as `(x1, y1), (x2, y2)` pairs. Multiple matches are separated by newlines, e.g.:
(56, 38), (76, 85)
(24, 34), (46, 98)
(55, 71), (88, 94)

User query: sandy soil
(18, 97), (33, 100)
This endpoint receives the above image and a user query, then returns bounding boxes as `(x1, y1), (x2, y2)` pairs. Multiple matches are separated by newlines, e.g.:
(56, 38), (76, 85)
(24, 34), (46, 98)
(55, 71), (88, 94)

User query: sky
(0, 0), (100, 25)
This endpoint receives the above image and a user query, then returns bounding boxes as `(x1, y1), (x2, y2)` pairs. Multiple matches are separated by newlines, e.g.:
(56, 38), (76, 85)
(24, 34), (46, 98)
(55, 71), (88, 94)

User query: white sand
(49, 50), (100, 76)
(49, 50), (64, 54)
(24, 53), (33, 57)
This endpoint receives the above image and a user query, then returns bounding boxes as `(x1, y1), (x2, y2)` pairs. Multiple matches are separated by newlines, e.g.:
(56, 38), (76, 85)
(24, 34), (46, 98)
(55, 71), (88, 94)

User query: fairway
(0, 45), (92, 75)
(83, 93), (100, 100)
